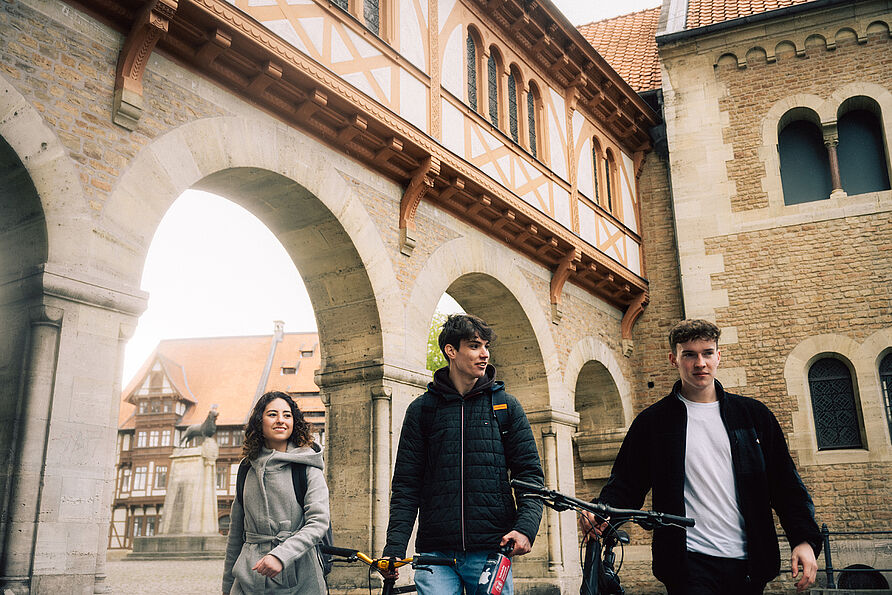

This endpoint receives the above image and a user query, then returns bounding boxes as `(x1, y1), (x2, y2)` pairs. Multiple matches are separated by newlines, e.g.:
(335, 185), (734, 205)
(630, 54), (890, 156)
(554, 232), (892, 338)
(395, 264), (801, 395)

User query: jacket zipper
(461, 398), (466, 551)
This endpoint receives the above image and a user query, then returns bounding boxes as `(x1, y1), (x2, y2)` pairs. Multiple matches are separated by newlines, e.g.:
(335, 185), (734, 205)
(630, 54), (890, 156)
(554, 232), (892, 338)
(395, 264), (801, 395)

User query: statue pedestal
(128, 438), (226, 559)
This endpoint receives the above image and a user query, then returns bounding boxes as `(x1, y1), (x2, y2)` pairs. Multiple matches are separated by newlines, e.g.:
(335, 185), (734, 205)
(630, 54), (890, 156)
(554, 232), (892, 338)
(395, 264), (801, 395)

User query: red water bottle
(475, 541), (514, 595)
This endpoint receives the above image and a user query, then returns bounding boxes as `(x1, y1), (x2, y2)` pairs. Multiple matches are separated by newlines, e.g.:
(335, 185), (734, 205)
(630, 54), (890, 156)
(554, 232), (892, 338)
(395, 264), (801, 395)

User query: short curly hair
(438, 313), (495, 360)
(241, 391), (313, 460)
(668, 319), (721, 353)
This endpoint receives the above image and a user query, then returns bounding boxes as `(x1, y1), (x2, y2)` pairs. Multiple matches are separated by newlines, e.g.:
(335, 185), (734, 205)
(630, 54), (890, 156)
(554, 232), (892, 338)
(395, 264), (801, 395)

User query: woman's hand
(252, 554), (284, 578)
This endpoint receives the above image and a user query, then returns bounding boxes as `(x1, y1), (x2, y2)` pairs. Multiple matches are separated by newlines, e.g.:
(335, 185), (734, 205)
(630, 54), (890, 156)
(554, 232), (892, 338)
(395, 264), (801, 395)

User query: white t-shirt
(678, 394), (747, 559)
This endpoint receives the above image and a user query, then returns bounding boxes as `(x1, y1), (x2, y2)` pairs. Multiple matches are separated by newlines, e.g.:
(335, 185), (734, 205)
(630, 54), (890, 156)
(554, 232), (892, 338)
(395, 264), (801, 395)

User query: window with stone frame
(837, 103), (891, 196)
(527, 83), (539, 159)
(136, 431), (147, 448)
(363, 0), (379, 36)
(487, 51), (500, 129)
(880, 352), (892, 445)
(149, 430), (159, 447)
(466, 33), (478, 112)
(778, 112), (832, 205)
(507, 71), (518, 142)
(808, 357), (863, 450)
(161, 429), (171, 447)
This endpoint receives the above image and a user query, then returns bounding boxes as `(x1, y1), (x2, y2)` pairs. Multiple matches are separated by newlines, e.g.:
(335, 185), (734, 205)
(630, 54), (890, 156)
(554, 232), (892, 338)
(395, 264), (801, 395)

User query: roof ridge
(577, 5), (661, 30)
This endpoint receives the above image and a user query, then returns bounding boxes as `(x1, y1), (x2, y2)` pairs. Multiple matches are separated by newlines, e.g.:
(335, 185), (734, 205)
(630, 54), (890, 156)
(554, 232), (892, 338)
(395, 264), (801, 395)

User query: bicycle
(510, 479), (695, 595)
(320, 544), (455, 595)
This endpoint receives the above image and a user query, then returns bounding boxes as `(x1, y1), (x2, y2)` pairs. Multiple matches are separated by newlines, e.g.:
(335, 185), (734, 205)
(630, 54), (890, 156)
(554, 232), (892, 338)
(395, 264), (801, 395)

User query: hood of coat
(428, 364), (500, 401)
(251, 443), (324, 473)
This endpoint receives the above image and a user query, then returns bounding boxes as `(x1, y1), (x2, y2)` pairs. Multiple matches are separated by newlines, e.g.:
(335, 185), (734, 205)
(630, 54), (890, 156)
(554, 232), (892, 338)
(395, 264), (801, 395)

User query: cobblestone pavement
(105, 553), (224, 594)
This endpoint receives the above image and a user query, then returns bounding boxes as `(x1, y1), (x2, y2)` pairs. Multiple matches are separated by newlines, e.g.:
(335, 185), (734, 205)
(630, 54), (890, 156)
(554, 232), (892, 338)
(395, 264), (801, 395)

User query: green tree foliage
(426, 311), (449, 372)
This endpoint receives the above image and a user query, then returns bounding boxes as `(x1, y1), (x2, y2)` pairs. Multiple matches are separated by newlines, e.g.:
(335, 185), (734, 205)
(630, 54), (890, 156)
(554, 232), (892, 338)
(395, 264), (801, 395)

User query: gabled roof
(577, 7), (662, 93)
(119, 331), (322, 429)
(685, 0), (814, 30)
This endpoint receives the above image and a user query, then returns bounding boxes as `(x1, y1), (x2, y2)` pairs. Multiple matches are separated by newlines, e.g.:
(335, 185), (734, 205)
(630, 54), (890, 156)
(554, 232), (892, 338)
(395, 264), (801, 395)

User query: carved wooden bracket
(113, 0), (178, 130)
(399, 156), (441, 256)
(549, 248), (581, 324)
(620, 290), (650, 356)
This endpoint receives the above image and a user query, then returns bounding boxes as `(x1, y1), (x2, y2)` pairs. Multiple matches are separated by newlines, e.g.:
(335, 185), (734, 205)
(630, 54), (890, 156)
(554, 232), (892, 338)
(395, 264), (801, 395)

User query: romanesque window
(466, 33), (478, 112)
(133, 466), (148, 490)
(778, 117), (832, 205)
(487, 52), (500, 128)
(808, 357), (863, 450)
(838, 106), (890, 196)
(154, 466), (167, 489)
(527, 84), (539, 159)
(364, 0), (379, 36)
(880, 352), (892, 445)
(604, 150), (616, 213)
(507, 71), (519, 142)
(592, 138), (602, 203)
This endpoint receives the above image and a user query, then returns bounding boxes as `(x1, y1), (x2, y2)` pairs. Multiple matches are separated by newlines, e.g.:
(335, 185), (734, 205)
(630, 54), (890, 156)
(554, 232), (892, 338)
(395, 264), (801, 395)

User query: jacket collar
(429, 364), (497, 401)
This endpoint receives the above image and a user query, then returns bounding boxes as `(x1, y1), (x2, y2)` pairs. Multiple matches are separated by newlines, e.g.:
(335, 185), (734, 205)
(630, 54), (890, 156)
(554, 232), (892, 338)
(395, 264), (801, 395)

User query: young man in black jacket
(586, 319), (820, 594)
(383, 314), (544, 594)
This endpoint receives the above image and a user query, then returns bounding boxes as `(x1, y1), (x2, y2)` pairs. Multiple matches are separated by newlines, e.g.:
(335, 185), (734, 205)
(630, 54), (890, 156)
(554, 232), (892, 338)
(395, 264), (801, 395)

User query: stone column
(371, 386), (392, 556)
(823, 124), (846, 199)
(0, 304), (64, 594)
(541, 425), (562, 571)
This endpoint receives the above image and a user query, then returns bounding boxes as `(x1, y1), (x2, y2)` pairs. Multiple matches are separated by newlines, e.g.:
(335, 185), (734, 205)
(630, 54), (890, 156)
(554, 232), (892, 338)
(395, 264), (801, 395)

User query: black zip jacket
(599, 380), (821, 586)
(383, 365), (544, 557)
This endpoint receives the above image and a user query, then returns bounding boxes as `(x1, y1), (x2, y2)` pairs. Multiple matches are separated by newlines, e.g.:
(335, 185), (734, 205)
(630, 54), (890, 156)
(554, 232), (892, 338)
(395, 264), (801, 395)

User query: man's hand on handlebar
(376, 557), (399, 580)
(500, 531), (531, 556)
(578, 509), (609, 542)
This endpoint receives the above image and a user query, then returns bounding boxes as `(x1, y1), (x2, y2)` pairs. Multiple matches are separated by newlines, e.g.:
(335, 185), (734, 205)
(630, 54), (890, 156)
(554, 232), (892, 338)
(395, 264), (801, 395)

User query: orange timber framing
(70, 0), (657, 333)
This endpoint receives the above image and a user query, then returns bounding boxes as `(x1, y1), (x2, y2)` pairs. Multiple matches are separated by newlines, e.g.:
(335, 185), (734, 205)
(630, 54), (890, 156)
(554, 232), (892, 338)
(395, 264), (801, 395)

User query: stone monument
(129, 407), (228, 559)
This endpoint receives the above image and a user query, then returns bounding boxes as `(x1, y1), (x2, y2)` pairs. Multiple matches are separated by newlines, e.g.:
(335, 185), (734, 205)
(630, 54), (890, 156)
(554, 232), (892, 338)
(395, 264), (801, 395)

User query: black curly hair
(241, 391), (313, 460)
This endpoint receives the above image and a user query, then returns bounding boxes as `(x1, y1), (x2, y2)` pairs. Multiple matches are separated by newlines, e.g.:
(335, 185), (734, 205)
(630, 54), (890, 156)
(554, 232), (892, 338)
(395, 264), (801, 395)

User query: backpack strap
(491, 386), (510, 437)
(292, 442), (322, 510)
(235, 459), (250, 505)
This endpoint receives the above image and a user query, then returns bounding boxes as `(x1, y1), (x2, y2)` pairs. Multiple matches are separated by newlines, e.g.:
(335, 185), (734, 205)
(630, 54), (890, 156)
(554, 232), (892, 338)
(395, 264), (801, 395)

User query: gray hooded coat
(223, 445), (330, 594)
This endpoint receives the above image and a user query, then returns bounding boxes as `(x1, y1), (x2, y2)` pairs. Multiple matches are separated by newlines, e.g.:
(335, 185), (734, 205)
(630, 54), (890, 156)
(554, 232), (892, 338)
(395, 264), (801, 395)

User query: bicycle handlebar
(510, 479), (695, 529)
(319, 545), (456, 570)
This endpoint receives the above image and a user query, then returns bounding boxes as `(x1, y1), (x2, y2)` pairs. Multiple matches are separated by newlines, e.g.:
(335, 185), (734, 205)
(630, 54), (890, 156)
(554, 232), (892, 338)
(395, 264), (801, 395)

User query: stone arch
(784, 334), (892, 466)
(406, 235), (562, 412)
(745, 46), (768, 66)
(715, 52), (739, 69)
(97, 115), (401, 371)
(564, 336), (630, 501)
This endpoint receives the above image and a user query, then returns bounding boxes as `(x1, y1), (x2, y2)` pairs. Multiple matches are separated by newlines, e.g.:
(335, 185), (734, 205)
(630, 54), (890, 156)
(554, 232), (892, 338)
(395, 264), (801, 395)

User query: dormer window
(282, 366), (297, 375)
(301, 350), (314, 358)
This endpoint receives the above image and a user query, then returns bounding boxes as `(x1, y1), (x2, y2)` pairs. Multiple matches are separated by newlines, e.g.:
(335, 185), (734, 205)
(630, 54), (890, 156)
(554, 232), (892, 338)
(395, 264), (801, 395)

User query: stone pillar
(371, 386), (392, 556)
(318, 361), (428, 590)
(541, 425), (562, 571)
(823, 125), (846, 199)
(0, 304), (63, 595)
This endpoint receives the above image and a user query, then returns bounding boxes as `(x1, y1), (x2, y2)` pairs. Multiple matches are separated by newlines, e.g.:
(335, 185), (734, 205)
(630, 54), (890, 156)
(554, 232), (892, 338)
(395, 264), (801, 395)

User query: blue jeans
(414, 550), (513, 595)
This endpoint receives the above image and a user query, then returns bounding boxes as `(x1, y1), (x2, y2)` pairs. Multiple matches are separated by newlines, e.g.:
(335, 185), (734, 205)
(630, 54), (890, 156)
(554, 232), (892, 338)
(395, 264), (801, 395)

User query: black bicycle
(511, 479), (695, 595)
(320, 544), (455, 595)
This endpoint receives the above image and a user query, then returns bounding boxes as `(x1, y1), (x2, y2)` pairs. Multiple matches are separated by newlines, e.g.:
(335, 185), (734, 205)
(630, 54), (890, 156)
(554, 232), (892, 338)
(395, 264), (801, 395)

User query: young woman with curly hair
(223, 391), (330, 594)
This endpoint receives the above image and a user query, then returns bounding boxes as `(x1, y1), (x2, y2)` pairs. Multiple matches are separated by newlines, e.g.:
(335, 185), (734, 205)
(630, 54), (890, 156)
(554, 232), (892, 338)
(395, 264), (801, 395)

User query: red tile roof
(686, 0), (814, 30)
(577, 7), (662, 93)
(119, 332), (322, 430)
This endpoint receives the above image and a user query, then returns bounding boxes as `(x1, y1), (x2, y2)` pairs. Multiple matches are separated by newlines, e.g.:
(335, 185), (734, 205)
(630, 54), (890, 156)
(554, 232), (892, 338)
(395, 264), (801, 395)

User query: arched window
(591, 138), (602, 203)
(604, 149), (616, 213)
(487, 51), (499, 128)
(364, 0), (379, 35)
(880, 352), (892, 444)
(808, 357), (862, 450)
(838, 106), (890, 196)
(466, 33), (478, 112)
(527, 83), (539, 159)
(507, 71), (518, 142)
(778, 116), (832, 205)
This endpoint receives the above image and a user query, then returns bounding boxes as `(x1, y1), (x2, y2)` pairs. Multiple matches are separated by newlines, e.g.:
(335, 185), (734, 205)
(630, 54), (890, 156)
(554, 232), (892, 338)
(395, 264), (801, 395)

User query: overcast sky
(121, 0), (661, 382)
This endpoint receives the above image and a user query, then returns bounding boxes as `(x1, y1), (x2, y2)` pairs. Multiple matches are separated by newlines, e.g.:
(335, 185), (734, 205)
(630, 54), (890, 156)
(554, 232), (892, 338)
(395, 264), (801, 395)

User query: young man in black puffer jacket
(383, 314), (543, 594)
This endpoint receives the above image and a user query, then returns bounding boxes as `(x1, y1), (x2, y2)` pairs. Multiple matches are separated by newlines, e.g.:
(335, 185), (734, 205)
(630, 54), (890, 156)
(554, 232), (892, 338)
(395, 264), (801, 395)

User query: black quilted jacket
(383, 365), (544, 557)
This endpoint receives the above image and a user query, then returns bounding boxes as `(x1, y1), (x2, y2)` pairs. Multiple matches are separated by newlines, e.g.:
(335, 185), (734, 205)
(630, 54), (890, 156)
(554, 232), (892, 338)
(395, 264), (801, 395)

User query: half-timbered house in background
(108, 323), (323, 549)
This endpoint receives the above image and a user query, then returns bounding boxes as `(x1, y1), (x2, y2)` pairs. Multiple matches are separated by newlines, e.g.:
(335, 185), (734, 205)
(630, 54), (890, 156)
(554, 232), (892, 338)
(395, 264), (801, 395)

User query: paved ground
(105, 552), (224, 594)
